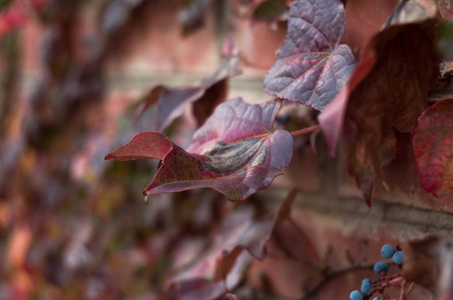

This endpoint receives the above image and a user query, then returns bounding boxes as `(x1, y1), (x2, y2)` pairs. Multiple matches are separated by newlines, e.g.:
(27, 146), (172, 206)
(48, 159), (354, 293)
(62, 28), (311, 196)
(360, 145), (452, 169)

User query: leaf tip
(143, 190), (150, 204)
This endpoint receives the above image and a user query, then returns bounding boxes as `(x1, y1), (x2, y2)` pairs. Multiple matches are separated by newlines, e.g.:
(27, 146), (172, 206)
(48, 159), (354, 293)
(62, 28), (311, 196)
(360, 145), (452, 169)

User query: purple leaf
(105, 131), (173, 161)
(264, 0), (356, 111)
(318, 0), (438, 204)
(221, 293), (237, 300)
(439, 0), (453, 20)
(413, 99), (453, 196)
(166, 190), (296, 300)
(136, 56), (240, 132)
(106, 98), (294, 201)
(179, 0), (213, 36)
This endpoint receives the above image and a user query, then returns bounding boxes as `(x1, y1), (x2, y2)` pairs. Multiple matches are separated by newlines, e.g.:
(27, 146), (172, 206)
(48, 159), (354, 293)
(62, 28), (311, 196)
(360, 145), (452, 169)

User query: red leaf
(0, 3), (29, 38)
(106, 98), (293, 201)
(101, 0), (146, 35)
(263, 0), (356, 111)
(221, 293), (237, 300)
(403, 236), (442, 295)
(413, 99), (453, 196)
(439, 0), (453, 20)
(105, 132), (173, 161)
(166, 190), (296, 300)
(178, 0), (213, 36)
(135, 56), (240, 132)
(192, 79), (228, 128)
(342, 0), (399, 49)
(318, 0), (438, 203)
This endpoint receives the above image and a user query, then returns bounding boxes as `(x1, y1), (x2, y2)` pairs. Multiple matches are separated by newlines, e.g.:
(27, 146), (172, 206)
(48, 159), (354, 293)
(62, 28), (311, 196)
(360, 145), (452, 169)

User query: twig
(290, 125), (321, 137)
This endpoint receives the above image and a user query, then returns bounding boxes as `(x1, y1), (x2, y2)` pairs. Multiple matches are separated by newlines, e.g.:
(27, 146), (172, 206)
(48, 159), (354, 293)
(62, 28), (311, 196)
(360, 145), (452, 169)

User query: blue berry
(362, 278), (371, 285)
(361, 282), (371, 294)
(373, 261), (389, 274)
(350, 290), (364, 300)
(381, 244), (395, 258)
(373, 298), (383, 300)
(393, 250), (404, 264)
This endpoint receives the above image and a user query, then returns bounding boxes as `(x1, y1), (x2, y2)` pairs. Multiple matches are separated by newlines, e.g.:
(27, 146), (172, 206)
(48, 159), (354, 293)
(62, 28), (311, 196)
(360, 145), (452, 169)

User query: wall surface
(2, 0), (453, 299)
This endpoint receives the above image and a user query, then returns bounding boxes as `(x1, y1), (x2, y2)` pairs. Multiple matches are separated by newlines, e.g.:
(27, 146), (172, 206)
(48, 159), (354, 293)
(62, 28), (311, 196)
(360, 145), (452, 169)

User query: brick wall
(4, 1), (453, 299)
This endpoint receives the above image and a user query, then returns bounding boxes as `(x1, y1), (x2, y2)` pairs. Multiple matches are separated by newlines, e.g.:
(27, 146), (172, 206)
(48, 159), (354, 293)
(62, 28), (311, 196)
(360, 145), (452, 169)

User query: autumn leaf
(403, 236), (442, 296)
(0, 2), (29, 38)
(438, 0), (453, 20)
(263, 0), (356, 111)
(341, 0), (399, 49)
(165, 190), (297, 300)
(220, 294), (237, 300)
(179, 0), (213, 36)
(413, 99), (453, 196)
(106, 98), (294, 201)
(318, 0), (438, 205)
(135, 55), (240, 132)
(101, 0), (147, 35)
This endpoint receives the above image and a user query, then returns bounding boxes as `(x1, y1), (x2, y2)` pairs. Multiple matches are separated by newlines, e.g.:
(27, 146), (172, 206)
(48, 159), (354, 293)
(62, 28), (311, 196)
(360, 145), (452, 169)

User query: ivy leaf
(263, 0), (356, 111)
(136, 56), (240, 132)
(341, 0), (399, 49)
(179, 0), (213, 36)
(221, 294), (237, 300)
(101, 0), (146, 35)
(439, 0), (453, 20)
(106, 98), (294, 201)
(413, 99), (453, 196)
(166, 190), (296, 300)
(318, 0), (438, 205)
(403, 236), (442, 295)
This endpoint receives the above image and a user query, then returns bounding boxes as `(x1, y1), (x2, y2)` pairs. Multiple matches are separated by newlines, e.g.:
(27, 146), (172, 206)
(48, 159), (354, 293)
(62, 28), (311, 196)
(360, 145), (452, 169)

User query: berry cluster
(349, 244), (409, 300)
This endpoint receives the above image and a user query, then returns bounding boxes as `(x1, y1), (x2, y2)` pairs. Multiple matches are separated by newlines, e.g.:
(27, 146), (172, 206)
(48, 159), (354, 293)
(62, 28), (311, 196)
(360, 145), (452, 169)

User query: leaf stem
(290, 125), (321, 137)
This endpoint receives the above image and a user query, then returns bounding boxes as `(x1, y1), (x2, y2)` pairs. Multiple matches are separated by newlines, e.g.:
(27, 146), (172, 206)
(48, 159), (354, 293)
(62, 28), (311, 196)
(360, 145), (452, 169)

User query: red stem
(290, 125), (321, 137)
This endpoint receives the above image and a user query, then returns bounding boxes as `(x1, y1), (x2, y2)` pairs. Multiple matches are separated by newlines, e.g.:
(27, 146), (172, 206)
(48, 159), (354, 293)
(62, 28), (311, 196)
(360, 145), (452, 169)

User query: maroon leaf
(105, 131), (173, 161)
(192, 79), (228, 128)
(318, 46), (375, 157)
(106, 98), (294, 201)
(221, 293), (237, 300)
(403, 236), (442, 295)
(135, 56), (240, 132)
(413, 99), (453, 196)
(101, 0), (146, 35)
(318, 0), (438, 204)
(439, 0), (453, 20)
(165, 190), (296, 300)
(341, 0), (399, 49)
(179, 0), (213, 36)
(263, 0), (356, 111)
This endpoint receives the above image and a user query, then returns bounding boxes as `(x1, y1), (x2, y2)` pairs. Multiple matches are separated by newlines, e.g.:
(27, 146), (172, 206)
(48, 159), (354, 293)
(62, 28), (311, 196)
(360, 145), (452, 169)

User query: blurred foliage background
(0, 0), (262, 299)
